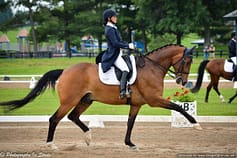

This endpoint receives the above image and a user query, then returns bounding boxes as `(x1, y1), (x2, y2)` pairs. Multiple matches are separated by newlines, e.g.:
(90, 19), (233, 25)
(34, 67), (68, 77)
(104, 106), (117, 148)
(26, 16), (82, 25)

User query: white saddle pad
(224, 57), (237, 73)
(98, 55), (137, 85)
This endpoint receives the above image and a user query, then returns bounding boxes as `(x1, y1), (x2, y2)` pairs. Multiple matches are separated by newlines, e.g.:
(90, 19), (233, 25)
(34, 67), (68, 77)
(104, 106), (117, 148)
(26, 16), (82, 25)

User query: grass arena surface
(0, 82), (236, 116)
(0, 122), (236, 158)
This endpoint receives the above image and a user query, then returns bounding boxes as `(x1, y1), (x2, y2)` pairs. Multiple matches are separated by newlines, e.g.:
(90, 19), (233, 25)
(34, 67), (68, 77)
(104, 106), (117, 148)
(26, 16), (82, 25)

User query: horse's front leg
(228, 90), (237, 103)
(166, 101), (202, 130)
(205, 83), (213, 103)
(125, 105), (141, 150)
(148, 96), (202, 130)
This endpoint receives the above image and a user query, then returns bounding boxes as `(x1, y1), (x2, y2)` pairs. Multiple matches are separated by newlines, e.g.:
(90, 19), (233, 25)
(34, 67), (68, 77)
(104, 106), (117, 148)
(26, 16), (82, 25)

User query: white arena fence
(0, 115), (236, 129)
(0, 115), (237, 123)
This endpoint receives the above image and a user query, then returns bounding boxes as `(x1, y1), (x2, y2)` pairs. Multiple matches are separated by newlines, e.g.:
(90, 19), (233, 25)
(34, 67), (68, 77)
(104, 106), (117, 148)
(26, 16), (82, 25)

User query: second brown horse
(191, 59), (237, 103)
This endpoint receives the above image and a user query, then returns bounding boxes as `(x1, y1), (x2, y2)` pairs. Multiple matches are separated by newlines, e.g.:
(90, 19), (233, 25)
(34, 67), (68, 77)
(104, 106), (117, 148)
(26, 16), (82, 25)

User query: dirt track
(0, 122), (236, 158)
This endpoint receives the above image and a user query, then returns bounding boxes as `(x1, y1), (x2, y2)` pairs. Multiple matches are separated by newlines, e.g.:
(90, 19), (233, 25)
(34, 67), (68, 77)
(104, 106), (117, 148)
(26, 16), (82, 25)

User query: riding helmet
(231, 31), (235, 38)
(103, 9), (116, 26)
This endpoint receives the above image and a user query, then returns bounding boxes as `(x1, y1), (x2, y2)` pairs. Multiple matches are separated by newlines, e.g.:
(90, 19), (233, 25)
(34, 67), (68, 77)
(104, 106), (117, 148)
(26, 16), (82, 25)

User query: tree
(12, 0), (47, 53)
(38, 0), (98, 57)
(197, 0), (237, 45)
(0, 0), (13, 32)
(133, 0), (162, 51)
(73, 0), (103, 53)
(156, 0), (203, 45)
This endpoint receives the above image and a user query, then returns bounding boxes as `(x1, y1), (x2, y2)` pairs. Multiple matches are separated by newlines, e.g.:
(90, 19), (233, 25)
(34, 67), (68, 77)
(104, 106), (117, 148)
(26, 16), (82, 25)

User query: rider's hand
(129, 43), (135, 50)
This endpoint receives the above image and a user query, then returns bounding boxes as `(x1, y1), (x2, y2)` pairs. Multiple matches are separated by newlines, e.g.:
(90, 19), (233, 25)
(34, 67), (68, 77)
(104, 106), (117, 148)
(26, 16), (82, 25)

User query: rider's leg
(114, 52), (130, 99)
(119, 71), (129, 99)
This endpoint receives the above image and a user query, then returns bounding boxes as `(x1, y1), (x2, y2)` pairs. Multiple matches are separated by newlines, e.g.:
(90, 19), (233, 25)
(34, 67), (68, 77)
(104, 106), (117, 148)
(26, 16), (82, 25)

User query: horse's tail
(191, 60), (209, 93)
(0, 69), (63, 111)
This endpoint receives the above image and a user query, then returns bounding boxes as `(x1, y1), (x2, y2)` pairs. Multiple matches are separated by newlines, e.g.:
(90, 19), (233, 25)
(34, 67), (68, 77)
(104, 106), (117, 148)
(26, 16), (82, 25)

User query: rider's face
(110, 16), (117, 24)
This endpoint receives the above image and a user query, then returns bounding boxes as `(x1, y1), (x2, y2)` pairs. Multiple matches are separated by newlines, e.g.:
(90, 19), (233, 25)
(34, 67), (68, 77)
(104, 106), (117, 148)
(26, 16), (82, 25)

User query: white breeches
(114, 51), (130, 72)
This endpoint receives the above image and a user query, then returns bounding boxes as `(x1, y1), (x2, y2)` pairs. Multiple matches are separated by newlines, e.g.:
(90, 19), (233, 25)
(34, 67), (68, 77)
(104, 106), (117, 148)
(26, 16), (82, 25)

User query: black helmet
(103, 9), (116, 26)
(231, 31), (236, 38)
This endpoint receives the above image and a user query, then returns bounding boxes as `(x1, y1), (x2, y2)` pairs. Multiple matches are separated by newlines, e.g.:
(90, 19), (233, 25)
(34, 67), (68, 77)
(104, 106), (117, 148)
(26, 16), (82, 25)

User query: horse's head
(172, 46), (195, 86)
(142, 44), (195, 86)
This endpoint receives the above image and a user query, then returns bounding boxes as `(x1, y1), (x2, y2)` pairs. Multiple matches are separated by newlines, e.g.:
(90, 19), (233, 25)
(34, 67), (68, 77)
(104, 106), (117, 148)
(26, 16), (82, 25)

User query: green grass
(0, 88), (236, 116)
(182, 33), (201, 48)
(0, 56), (214, 75)
(0, 57), (96, 75)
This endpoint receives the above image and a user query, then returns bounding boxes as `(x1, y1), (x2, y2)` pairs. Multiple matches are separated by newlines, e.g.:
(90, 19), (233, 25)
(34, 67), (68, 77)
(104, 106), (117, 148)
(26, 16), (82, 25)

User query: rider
(228, 31), (237, 81)
(102, 9), (135, 99)
(228, 31), (236, 58)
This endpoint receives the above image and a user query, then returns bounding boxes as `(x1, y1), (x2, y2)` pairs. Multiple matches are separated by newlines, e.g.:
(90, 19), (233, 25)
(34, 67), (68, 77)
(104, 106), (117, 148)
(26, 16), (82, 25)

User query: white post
(171, 101), (197, 128)
(88, 115), (104, 128)
(29, 77), (37, 89)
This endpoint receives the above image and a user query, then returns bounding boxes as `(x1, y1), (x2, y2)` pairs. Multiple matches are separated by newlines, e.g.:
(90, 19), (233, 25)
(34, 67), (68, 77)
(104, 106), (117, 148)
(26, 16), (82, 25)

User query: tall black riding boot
(120, 71), (129, 99)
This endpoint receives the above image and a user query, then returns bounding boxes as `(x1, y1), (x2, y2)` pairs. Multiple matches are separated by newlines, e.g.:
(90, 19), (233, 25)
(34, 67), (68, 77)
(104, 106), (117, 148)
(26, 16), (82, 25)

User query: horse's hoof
(84, 130), (92, 146)
(129, 145), (139, 151)
(47, 142), (58, 150)
(193, 123), (202, 130)
(219, 95), (225, 102)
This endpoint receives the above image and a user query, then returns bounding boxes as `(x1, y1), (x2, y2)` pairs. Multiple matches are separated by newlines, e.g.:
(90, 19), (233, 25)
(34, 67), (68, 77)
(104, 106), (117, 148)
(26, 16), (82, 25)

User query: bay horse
(0, 44), (202, 150)
(191, 59), (237, 103)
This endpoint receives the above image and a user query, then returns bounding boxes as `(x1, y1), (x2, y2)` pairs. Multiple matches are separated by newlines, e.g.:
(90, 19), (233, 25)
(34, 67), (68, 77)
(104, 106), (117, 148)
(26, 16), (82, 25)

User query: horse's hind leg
(213, 85), (225, 102)
(47, 105), (74, 149)
(228, 91), (237, 103)
(68, 93), (92, 146)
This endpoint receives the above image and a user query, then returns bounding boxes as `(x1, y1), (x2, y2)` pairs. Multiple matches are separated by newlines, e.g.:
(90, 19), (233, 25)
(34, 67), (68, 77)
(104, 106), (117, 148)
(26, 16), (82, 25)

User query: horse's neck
(148, 51), (172, 68)
(142, 52), (172, 76)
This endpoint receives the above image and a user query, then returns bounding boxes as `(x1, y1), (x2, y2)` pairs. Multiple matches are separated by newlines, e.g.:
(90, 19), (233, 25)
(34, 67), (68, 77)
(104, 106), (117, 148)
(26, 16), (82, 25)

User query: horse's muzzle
(176, 76), (187, 86)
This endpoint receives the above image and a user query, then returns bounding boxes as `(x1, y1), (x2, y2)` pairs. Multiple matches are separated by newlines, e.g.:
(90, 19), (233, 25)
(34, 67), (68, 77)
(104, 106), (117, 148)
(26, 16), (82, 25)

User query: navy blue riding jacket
(228, 39), (236, 58)
(101, 24), (129, 72)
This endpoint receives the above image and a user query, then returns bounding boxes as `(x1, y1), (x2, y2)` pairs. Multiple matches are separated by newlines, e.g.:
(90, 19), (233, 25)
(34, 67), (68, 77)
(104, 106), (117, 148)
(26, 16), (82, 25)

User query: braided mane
(135, 44), (185, 68)
(145, 44), (184, 56)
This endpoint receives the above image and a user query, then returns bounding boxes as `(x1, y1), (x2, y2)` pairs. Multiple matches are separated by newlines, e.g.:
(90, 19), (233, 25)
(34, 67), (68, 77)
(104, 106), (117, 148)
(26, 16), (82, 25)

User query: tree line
(0, 0), (236, 57)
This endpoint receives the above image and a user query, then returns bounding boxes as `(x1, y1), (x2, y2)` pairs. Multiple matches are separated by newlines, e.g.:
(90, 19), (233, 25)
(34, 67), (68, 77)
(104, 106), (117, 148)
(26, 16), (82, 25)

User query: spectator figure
(228, 31), (237, 81)
(203, 45), (209, 60)
(209, 43), (215, 59)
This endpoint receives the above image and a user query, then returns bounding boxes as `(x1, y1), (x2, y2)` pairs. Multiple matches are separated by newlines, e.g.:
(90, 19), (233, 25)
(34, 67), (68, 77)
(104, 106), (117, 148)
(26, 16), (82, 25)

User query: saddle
(98, 55), (137, 85)
(224, 57), (236, 73)
(224, 57), (237, 81)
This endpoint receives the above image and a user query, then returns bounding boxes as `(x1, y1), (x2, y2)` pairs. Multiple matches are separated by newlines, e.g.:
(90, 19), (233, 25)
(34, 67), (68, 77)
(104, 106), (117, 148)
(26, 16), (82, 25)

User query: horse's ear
(191, 46), (196, 51)
(190, 46), (196, 55)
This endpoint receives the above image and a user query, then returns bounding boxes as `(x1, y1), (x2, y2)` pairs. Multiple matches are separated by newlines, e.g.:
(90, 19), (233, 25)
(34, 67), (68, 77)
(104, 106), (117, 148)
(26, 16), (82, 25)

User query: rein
(142, 48), (192, 79)
(144, 56), (177, 78)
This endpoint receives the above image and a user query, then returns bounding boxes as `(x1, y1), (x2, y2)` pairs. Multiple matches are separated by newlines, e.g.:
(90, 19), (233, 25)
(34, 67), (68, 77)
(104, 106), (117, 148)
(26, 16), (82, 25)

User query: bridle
(172, 49), (193, 75)
(144, 48), (193, 80)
